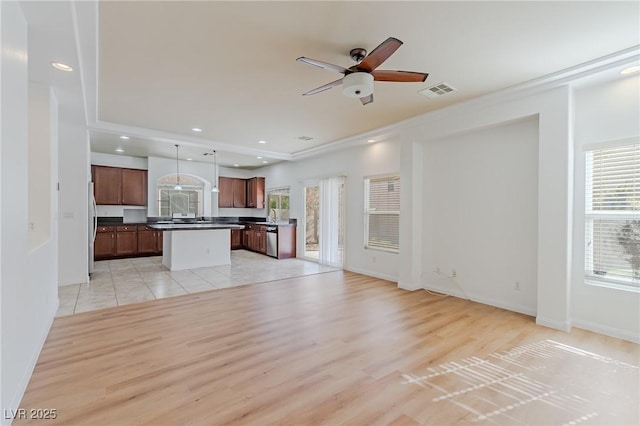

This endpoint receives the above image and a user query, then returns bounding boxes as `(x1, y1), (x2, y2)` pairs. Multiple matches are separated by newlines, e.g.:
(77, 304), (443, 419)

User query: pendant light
(211, 149), (219, 192)
(174, 144), (182, 190)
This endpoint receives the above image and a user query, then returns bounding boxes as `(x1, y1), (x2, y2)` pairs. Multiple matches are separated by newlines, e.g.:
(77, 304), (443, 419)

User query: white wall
(57, 113), (89, 286)
(397, 85), (575, 333)
(91, 151), (147, 170)
(28, 82), (51, 249)
(571, 74), (640, 342)
(259, 139), (401, 281)
(1, 2), (59, 420)
(421, 117), (539, 315)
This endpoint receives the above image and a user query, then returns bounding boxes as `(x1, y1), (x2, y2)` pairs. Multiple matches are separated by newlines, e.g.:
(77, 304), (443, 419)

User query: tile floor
(57, 250), (340, 317)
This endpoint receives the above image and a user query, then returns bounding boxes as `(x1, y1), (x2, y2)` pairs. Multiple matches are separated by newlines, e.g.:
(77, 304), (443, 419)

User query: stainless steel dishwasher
(266, 226), (278, 258)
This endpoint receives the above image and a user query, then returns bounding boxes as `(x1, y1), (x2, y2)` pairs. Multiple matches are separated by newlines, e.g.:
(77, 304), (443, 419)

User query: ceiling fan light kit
(342, 72), (374, 98)
(297, 37), (428, 105)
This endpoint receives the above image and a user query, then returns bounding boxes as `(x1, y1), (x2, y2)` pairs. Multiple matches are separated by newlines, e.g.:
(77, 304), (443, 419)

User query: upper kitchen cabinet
(121, 168), (147, 206)
(93, 165), (122, 204)
(218, 177), (247, 208)
(232, 178), (246, 208)
(92, 165), (147, 206)
(218, 177), (234, 208)
(246, 177), (265, 208)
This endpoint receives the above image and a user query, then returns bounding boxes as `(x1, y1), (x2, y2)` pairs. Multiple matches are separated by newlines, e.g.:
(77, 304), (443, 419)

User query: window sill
(364, 246), (399, 254)
(584, 278), (640, 293)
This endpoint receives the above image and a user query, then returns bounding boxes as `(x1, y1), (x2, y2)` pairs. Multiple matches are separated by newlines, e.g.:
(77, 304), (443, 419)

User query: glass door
(304, 183), (320, 260)
(303, 177), (345, 267)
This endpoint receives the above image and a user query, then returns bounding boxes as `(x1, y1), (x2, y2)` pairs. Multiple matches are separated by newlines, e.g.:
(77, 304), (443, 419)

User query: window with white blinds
(585, 142), (639, 289)
(364, 175), (400, 252)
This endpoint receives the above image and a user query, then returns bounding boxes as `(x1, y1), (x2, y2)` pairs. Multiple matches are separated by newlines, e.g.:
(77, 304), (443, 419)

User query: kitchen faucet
(268, 209), (277, 223)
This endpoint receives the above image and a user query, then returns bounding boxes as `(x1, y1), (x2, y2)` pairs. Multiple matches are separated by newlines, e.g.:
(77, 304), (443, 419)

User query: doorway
(304, 183), (320, 260)
(303, 176), (345, 267)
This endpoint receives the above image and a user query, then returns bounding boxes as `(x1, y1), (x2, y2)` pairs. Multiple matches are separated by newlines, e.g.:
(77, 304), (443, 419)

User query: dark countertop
(147, 223), (245, 231)
(97, 216), (297, 227)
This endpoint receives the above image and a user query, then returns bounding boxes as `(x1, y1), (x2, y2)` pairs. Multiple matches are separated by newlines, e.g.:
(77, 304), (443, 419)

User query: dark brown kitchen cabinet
(243, 224), (266, 254)
(219, 177), (247, 208)
(121, 168), (147, 206)
(255, 227), (267, 254)
(137, 225), (158, 255)
(218, 177), (234, 207)
(231, 229), (243, 250)
(115, 225), (137, 256)
(156, 230), (163, 253)
(94, 225), (115, 259)
(92, 165), (147, 206)
(277, 226), (296, 259)
(232, 178), (246, 207)
(93, 166), (122, 205)
(246, 177), (265, 208)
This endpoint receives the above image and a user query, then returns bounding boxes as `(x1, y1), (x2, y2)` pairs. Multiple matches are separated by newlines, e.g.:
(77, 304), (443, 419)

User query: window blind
(585, 142), (639, 287)
(365, 175), (400, 252)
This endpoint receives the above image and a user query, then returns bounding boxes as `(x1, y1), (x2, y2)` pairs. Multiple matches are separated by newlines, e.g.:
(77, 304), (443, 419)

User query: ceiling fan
(296, 37), (429, 105)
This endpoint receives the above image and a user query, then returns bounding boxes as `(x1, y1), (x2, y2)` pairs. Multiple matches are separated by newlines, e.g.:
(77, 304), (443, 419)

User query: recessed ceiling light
(191, 127), (203, 132)
(233, 164), (240, 167)
(186, 158), (192, 161)
(258, 140), (267, 144)
(115, 148), (124, 153)
(50, 62), (73, 72)
(367, 139), (376, 143)
(262, 160), (268, 164)
(119, 135), (130, 140)
(621, 65), (640, 75)
(256, 156), (263, 159)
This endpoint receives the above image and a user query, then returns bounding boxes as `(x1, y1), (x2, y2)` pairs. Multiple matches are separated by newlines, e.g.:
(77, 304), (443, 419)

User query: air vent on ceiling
(419, 82), (456, 99)
(297, 136), (314, 141)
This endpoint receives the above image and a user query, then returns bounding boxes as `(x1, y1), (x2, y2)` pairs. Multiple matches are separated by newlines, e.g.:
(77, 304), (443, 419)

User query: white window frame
(364, 174), (400, 253)
(584, 138), (639, 292)
(267, 186), (290, 222)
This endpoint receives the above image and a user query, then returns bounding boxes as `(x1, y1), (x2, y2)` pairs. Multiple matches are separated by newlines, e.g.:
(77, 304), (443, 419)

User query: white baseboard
(343, 266), (397, 283)
(423, 283), (536, 317)
(3, 300), (58, 426)
(572, 319), (640, 344)
(397, 280), (422, 291)
(536, 316), (572, 332)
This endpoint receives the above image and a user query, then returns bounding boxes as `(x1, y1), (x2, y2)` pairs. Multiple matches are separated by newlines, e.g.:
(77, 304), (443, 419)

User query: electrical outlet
(452, 269), (456, 278)
(515, 281), (521, 290)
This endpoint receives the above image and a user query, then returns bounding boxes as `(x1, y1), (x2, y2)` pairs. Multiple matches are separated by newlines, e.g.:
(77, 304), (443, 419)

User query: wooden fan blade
(302, 78), (343, 96)
(372, 70), (429, 82)
(357, 37), (403, 72)
(360, 94), (374, 105)
(296, 57), (348, 74)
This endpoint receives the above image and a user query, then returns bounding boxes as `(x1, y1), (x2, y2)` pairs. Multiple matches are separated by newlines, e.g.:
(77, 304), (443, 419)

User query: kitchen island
(148, 223), (245, 271)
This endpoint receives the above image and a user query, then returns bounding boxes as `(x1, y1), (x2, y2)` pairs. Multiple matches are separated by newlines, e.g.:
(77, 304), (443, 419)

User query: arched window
(157, 174), (204, 216)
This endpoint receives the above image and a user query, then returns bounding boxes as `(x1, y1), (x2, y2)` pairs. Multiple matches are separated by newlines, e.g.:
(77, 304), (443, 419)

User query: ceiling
(26, 1), (640, 168)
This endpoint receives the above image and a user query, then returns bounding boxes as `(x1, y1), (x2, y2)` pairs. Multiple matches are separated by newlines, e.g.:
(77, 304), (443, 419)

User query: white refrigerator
(88, 182), (97, 274)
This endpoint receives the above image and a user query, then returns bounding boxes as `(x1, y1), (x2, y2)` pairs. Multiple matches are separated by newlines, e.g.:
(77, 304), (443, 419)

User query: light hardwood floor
(18, 271), (639, 425)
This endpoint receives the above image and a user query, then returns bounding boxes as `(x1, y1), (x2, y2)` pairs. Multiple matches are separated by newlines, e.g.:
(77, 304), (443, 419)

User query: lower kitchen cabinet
(156, 230), (163, 252)
(94, 224), (162, 260)
(277, 226), (296, 259)
(231, 229), (243, 250)
(94, 226), (115, 259)
(237, 224), (296, 257)
(137, 225), (159, 255)
(115, 225), (137, 256)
